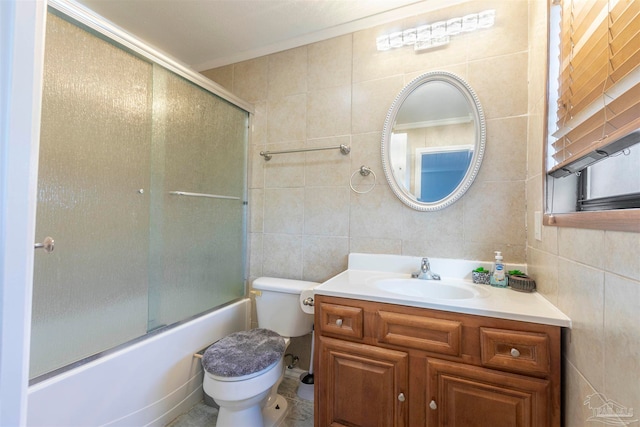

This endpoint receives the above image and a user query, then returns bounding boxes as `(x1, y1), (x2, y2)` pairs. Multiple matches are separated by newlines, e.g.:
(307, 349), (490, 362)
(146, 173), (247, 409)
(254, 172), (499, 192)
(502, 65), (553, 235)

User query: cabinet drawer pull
(510, 348), (521, 358)
(429, 400), (437, 410)
(398, 393), (406, 402)
(336, 318), (343, 327)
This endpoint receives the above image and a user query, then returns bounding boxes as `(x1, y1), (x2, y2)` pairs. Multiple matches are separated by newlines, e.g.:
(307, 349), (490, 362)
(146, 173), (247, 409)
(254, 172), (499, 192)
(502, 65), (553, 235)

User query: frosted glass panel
(32, 11), (248, 380)
(148, 66), (247, 329)
(32, 13), (152, 378)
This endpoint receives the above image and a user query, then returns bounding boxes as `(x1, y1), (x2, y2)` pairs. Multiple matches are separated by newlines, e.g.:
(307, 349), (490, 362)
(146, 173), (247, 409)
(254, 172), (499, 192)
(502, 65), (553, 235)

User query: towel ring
(350, 166), (376, 194)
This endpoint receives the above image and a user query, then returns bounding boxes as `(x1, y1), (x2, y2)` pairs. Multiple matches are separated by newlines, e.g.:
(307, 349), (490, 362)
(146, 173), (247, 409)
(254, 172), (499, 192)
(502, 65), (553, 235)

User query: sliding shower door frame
(30, 0), (253, 383)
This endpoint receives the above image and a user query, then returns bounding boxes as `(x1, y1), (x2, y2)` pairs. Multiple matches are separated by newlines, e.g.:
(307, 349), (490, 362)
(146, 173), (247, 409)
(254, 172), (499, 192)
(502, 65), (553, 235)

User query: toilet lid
(202, 328), (285, 378)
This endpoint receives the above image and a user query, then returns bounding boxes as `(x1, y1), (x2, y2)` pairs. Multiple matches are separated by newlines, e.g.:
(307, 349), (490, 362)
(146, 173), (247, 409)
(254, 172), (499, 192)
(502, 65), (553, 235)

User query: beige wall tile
(468, 52), (528, 120)
(263, 142), (305, 188)
(267, 46), (307, 99)
(302, 235), (350, 282)
(351, 76), (404, 134)
(248, 232), (263, 279)
(263, 188), (304, 234)
(306, 85), (351, 139)
(603, 273), (640, 414)
(563, 359), (600, 427)
(303, 186), (350, 237)
(201, 64), (233, 92)
(476, 116), (528, 182)
(463, 180), (527, 248)
(349, 184), (404, 239)
(261, 233), (303, 279)
(304, 136), (352, 187)
(604, 231), (640, 281)
(248, 188), (264, 233)
(308, 35), (352, 90)
(558, 227), (606, 269)
(349, 237), (402, 255)
(267, 94), (306, 143)
(232, 57), (268, 102)
(527, 246), (558, 304)
(557, 258), (605, 391)
(352, 25), (405, 84)
(466, 0), (529, 61)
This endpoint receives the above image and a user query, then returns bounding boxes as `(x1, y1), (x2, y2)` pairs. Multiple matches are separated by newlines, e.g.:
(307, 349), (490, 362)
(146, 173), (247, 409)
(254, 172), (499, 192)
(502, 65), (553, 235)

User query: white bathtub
(27, 299), (251, 427)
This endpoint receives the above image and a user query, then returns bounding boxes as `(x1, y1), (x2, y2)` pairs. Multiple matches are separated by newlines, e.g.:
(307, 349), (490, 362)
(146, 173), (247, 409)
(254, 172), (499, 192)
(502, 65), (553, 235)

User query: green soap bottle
(490, 251), (508, 287)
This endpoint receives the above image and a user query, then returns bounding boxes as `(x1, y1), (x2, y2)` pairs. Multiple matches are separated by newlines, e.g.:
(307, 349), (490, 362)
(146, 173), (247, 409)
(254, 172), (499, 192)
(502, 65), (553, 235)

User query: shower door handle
(34, 236), (55, 253)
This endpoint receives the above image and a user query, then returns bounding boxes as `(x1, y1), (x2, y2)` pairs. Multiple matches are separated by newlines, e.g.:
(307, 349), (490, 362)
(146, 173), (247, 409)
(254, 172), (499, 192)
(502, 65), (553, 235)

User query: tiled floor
(166, 371), (314, 427)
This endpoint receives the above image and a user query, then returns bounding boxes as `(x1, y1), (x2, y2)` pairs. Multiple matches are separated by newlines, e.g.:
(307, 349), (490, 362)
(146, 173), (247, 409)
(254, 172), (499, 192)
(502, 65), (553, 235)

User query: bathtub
(27, 299), (250, 426)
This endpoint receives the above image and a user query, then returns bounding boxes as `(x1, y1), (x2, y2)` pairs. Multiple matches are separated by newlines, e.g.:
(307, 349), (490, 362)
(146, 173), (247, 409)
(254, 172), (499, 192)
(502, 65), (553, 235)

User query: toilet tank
(252, 277), (317, 338)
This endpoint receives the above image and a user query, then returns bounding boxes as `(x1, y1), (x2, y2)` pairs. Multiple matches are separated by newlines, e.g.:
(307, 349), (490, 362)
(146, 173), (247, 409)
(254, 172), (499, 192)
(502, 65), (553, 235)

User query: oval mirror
(381, 71), (486, 211)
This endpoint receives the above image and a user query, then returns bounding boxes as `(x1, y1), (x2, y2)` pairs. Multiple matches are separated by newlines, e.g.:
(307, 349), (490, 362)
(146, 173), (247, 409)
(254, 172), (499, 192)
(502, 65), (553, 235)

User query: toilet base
(262, 394), (288, 427)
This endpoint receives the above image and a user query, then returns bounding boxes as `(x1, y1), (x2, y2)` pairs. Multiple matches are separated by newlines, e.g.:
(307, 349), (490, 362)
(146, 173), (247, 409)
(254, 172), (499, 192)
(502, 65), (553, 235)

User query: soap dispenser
(490, 251), (508, 288)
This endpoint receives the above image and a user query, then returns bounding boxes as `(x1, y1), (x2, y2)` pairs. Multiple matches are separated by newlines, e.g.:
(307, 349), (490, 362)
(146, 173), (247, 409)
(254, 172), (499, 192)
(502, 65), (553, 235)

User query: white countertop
(313, 253), (572, 328)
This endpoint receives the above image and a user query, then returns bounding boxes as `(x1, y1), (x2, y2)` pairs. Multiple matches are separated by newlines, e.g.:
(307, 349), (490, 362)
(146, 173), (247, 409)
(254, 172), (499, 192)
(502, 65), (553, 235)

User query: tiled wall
(204, 0), (531, 285)
(203, 0), (639, 422)
(526, 1), (640, 425)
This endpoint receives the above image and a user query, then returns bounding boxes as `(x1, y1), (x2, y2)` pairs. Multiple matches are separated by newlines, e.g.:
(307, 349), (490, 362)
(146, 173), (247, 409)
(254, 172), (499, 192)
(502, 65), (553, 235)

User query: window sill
(543, 209), (640, 233)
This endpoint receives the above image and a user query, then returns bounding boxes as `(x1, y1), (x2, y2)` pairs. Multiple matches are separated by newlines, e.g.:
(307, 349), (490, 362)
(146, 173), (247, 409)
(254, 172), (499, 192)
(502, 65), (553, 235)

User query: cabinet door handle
(336, 318), (343, 327)
(510, 348), (521, 358)
(429, 400), (437, 410)
(397, 393), (406, 402)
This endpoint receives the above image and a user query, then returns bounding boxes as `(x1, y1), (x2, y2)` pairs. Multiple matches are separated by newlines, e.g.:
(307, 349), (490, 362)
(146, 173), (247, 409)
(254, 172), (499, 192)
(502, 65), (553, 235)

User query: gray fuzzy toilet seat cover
(202, 328), (285, 378)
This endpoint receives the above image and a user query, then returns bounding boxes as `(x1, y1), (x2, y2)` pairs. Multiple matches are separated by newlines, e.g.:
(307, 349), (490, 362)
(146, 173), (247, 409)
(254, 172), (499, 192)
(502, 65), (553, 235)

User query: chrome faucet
(412, 257), (441, 280)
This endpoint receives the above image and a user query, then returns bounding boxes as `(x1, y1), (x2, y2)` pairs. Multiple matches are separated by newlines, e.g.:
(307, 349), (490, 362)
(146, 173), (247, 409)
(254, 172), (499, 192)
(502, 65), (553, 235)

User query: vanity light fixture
(376, 9), (495, 52)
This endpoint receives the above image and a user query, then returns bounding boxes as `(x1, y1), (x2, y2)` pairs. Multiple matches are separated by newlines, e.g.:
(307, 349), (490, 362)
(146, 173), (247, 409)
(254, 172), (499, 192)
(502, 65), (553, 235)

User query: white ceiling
(72, 0), (463, 71)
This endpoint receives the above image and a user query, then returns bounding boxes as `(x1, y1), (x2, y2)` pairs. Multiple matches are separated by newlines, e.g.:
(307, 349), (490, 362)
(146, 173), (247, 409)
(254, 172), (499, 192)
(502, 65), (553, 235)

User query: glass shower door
(31, 12), (152, 378)
(148, 66), (248, 330)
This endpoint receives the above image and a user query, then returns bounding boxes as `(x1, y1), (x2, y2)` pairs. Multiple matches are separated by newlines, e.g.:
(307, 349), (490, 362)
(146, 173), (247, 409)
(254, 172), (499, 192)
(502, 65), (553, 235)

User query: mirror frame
(381, 71), (486, 211)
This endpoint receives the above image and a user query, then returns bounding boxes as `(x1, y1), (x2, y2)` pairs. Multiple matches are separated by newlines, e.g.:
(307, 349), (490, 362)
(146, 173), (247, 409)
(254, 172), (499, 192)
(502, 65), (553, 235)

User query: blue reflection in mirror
(417, 147), (473, 202)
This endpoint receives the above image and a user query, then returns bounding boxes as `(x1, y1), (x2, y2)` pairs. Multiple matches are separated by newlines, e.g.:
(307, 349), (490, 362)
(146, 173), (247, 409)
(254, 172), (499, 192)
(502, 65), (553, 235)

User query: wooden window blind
(549, 0), (640, 178)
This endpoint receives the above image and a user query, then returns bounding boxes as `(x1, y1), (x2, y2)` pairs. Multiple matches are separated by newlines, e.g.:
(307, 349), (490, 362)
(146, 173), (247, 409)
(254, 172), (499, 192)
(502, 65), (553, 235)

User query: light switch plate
(534, 211), (542, 241)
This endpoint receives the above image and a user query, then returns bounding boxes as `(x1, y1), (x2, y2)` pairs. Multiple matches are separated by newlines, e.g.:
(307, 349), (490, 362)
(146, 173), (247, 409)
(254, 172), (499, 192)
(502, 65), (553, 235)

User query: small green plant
(473, 267), (489, 273)
(508, 269), (525, 276)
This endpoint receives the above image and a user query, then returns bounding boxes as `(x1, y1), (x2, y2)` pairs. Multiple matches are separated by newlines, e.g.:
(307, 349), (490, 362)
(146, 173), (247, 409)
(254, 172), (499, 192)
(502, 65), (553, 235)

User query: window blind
(549, 0), (640, 178)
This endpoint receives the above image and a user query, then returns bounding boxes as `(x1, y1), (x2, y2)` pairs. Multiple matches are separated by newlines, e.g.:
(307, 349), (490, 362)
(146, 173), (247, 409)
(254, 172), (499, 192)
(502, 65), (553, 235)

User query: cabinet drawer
(480, 328), (550, 375)
(318, 302), (364, 339)
(377, 310), (462, 356)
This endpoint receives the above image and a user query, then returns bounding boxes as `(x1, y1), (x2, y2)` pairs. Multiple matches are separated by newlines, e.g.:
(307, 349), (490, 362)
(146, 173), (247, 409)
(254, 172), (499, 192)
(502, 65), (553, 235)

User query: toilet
(202, 277), (316, 427)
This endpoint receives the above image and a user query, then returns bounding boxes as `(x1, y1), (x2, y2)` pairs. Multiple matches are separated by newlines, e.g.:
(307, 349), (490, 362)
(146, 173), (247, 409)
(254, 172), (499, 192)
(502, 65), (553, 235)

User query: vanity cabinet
(314, 295), (561, 427)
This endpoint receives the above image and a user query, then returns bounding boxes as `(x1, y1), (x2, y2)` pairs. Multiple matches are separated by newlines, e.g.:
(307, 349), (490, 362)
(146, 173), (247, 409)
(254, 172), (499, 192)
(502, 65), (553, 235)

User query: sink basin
(372, 278), (488, 300)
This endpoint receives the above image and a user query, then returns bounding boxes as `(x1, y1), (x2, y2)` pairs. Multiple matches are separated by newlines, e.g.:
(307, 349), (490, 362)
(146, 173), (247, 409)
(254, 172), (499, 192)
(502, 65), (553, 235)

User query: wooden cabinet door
(317, 336), (409, 427)
(426, 358), (550, 427)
